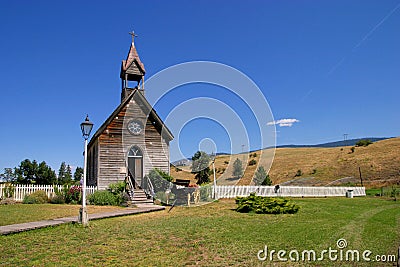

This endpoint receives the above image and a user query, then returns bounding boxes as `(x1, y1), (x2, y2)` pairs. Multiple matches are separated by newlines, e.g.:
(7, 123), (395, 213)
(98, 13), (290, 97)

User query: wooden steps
(130, 188), (154, 205)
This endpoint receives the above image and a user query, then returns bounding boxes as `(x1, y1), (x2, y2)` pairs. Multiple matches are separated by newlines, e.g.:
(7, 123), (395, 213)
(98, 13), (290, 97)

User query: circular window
(127, 120), (143, 135)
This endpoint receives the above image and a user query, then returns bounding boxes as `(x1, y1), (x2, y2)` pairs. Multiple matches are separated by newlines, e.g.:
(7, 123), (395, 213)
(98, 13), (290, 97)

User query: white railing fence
(213, 185), (365, 199)
(0, 184), (97, 202)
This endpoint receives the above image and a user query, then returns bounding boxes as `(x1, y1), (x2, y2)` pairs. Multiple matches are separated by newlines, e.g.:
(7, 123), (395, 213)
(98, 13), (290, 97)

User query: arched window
(128, 146), (143, 157)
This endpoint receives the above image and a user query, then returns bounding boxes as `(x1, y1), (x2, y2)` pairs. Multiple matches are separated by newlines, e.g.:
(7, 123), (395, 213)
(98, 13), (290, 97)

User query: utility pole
(343, 134), (348, 146)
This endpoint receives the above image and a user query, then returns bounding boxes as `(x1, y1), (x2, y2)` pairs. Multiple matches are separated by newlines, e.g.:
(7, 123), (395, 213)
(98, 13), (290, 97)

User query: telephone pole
(343, 134), (349, 146)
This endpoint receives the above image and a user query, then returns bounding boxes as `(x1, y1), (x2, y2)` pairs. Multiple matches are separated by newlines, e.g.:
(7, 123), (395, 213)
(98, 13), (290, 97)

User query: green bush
(23, 190), (49, 204)
(50, 195), (65, 204)
(148, 169), (174, 192)
(199, 185), (213, 201)
(295, 169), (302, 177)
(248, 159), (257, 166)
(355, 139), (373, 147)
(235, 193), (300, 214)
(2, 183), (15, 198)
(108, 181), (126, 195)
(88, 190), (120, 206)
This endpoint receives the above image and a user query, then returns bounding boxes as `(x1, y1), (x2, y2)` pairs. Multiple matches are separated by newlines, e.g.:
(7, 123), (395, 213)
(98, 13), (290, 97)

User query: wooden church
(87, 33), (174, 190)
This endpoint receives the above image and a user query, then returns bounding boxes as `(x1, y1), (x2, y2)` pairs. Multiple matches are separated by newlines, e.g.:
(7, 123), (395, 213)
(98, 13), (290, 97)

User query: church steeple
(120, 31), (146, 102)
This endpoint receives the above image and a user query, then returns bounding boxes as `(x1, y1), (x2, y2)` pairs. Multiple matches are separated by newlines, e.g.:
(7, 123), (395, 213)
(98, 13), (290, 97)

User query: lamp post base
(78, 207), (89, 226)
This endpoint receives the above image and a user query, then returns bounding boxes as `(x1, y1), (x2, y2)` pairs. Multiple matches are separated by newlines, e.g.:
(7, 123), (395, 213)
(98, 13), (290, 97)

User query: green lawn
(0, 204), (126, 226)
(1, 198), (399, 266)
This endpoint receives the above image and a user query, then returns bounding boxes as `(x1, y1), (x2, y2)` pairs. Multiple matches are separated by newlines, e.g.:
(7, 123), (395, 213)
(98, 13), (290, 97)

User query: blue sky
(0, 0), (399, 171)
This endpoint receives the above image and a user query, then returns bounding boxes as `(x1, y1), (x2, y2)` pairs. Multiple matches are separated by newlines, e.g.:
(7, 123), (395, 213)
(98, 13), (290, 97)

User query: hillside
(170, 137), (400, 188)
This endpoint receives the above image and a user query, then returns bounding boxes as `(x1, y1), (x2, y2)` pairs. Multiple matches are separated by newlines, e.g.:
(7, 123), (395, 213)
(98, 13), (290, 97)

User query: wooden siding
(88, 92), (171, 190)
(126, 61), (143, 76)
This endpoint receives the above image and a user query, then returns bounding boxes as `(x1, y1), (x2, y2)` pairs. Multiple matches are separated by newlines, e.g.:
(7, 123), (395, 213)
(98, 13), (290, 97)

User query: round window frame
(127, 120), (144, 136)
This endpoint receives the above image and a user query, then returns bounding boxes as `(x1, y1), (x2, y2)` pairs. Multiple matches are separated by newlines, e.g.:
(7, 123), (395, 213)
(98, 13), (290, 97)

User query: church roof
(88, 89), (174, 147)
(122, 41), (146, 73)
(120, 37), (146, 80)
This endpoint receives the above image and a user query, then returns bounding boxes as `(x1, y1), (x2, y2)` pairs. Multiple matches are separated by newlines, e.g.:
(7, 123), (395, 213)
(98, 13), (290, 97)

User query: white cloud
(267, 118), (300, 127)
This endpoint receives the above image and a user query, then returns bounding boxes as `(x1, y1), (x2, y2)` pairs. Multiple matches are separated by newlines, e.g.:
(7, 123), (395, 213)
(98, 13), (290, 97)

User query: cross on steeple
(128, 31), (137, 43)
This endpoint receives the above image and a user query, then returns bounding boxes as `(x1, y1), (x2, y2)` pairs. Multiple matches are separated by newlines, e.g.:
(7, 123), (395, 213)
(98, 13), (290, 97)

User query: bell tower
(120, 31), (146, 102)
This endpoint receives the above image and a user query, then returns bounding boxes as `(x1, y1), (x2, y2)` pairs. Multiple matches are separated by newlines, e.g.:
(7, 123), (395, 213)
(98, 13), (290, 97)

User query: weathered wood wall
(88, 92), (171, 190)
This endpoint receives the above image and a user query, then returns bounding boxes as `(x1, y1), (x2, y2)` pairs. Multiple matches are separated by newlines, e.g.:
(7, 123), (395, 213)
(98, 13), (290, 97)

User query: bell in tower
(120, 31), (146, 102)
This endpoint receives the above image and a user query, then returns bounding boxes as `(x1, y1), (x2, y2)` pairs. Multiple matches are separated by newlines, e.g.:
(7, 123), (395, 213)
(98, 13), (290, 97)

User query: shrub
(235, 193), (300, 214)
(224, 161), (229, 165)
(295, 169), (302, 177)
(249, 159), (257, 166)
(355, 139), (373, 147)
(148, 169), (174, 192)
(65, 185), (82, 204)
(23, 190), (49, 204)
(254, 166), (272, 185)
(199, 185), (213, 201)
(88, 190), (120, 206)
(350, 147), (355, 153)
(261, 175), (272, 186)
(2, 183), (15, 198)
(50, 195), (65, 204)
(108, 181), (126, 195)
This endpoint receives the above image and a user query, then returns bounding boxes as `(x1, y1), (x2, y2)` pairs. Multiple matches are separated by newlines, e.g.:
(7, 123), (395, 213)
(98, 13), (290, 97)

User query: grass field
(1, 197), (399, 266)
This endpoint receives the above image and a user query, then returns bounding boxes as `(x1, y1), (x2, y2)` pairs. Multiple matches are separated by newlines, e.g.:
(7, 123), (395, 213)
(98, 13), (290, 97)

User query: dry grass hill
(170, 137), (400, 188)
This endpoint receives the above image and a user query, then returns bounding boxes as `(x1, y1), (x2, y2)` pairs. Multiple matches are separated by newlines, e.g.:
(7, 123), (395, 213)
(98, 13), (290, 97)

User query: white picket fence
(213, 185), (366, 198)
(0, 184), (97, 202)
(0, 184), (365, 202)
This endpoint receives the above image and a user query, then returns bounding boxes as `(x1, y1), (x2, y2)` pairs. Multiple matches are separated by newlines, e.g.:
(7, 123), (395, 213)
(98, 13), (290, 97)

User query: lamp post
(79, 115), (93, 226)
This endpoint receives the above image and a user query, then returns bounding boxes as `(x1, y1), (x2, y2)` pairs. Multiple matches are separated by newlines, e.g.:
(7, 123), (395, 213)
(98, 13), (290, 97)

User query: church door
(128, 146), (143, 188)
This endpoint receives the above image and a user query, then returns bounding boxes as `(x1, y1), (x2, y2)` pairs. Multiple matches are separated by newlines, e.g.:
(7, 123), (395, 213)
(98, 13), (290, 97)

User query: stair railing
(142, 175), (155, 199)
(125, 171), (135, 200)
(127, 169), (142, 189)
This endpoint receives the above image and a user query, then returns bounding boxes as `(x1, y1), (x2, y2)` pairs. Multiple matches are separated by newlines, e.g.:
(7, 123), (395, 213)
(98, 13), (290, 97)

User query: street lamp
(79, 115), (93, 226)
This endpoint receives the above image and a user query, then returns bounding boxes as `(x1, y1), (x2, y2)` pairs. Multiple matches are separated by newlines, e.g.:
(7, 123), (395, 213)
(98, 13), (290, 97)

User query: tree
(232, 158), (243, 179)
(65, 165), (72, 184)
(14, 159), (56, 184)
(2, 168), (16, 182)
(74, 167), (84, 182)
(253, 166), (272, 185)
(15, 159), (38, 184)
(191, 151), (211, 185)
(355, 139), (373, 147)
(36, 161), (57, 184)
(58, 162), (68, 185)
